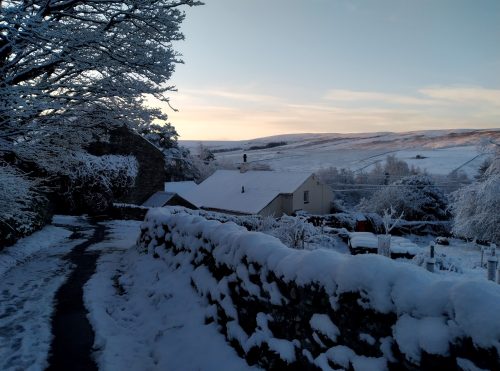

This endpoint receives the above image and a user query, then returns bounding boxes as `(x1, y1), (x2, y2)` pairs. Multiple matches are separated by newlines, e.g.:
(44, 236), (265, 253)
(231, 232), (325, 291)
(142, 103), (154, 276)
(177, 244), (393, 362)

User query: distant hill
(180, 129), (499, 177)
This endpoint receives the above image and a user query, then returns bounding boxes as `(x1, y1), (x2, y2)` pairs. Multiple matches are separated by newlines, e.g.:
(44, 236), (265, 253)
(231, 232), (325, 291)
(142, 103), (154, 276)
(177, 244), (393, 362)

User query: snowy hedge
(0, 163), (50, 248)
(139, 208), (500, 371)
(55, 152), (139, 213)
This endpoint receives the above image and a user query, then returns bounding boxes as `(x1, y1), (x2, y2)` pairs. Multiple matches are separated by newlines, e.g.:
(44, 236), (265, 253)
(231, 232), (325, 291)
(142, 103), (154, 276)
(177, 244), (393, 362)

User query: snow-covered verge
(139, 208), (500, 370)
(83, 221), (259, 371)
(0, 223), (72, 276)
(0, 216), (91, 371)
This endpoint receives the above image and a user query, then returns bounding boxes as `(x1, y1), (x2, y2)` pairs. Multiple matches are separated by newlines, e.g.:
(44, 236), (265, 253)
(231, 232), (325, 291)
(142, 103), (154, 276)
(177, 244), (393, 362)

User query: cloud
(323, 89), (438, 106)
(419, 86), (500, 106)
(324, 87), (500, 108)
(149, 85), (500, 140)
(180, 88), (282, 104)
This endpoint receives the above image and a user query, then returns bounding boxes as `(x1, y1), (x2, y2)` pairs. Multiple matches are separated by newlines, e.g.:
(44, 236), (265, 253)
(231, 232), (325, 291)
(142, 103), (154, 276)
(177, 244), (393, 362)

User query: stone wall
(87, 125), (165, 204)
(139, 209), (500, 371)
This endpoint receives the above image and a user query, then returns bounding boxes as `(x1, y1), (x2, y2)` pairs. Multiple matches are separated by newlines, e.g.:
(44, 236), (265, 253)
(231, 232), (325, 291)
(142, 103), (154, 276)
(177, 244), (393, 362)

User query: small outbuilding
(142, 191), (197, 209)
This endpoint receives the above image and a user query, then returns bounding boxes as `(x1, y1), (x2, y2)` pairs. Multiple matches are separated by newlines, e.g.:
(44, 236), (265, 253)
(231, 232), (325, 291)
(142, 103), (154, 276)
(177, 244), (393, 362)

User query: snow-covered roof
(390, 236), (420, 255)
(348, 232), (379, 249)
(164, 181), (197, 197)
(184, 170), (312, 214)
(142, 191), (176, 207)
(348, 232), (420, 255)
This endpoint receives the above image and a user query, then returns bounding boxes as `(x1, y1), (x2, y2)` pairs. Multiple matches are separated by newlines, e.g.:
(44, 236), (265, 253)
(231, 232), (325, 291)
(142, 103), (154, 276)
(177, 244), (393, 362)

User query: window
(303, 190), (310, 204)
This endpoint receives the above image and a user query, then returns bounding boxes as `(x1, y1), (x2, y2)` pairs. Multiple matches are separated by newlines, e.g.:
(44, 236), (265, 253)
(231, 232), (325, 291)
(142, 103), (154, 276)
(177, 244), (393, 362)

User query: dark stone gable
(87, 125), (165, 205)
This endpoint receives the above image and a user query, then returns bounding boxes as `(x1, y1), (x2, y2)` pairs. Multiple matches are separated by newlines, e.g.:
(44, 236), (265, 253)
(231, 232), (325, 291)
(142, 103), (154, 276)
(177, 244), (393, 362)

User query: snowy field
(181, 129), (499, 177)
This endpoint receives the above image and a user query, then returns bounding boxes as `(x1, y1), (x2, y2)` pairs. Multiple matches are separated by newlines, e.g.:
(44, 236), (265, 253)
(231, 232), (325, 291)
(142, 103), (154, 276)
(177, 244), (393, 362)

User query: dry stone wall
(139, 209), (500, 371)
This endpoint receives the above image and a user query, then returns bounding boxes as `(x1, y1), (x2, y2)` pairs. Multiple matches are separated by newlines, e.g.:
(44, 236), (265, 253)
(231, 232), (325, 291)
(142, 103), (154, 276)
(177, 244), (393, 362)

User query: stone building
(87, 125), (165, 204)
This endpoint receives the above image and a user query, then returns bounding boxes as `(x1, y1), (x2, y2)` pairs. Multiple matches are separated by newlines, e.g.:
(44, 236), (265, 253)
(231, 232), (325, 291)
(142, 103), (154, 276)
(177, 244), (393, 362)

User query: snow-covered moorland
(181, 129), (499, 177)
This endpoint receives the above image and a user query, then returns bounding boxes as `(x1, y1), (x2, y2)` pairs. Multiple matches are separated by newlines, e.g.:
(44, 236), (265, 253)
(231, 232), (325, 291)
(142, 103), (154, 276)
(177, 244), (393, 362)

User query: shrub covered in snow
(359, 175), (450, 221)
(0, 163), (49, 247)
(262, 215), (317, 249)
(450, 158), (500, 244)
(53, 152), (139, 213)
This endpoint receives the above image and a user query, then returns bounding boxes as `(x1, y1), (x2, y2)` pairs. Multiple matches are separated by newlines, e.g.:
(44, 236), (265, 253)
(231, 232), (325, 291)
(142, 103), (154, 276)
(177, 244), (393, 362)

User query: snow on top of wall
(184, 170), (312, 214)
(143, 208), (500, 355)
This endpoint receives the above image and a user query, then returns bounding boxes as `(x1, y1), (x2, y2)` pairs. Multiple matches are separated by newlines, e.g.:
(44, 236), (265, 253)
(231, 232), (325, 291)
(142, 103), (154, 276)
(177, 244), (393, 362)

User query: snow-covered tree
(1, 0), (201, 157)
(318, 155), (423, 207)
(359, 175), (449, 221)
(0, 162), (47, 246)
(139, 124), (179, 151)
(268, 215), (316, 249)
(138, 123), (200, 180)
(450, 157), (500, 244)
(381, 207), (404, 235)
(1, 0), (200, 231)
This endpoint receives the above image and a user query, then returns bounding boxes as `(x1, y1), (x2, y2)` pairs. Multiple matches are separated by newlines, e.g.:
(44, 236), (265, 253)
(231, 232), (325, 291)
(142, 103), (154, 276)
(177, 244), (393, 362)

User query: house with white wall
(183, 170), (332, 216)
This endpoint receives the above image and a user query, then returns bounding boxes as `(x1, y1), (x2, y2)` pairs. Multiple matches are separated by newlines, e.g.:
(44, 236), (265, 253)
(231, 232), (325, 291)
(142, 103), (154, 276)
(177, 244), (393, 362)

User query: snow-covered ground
(84, 220), (258, 371)
(409, 235), (495, 281)
(314, 230), (491, 282)
(89, 219), (141, 251)
(181, 129), (498, 177)
(1, 213), (497, 371)
(0, 216), (91, 371)
(1, 217), (254, 371)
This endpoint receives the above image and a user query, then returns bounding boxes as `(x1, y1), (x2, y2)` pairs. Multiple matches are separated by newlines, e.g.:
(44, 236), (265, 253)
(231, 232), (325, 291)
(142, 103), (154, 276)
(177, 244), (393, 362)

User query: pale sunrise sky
(153, 0), (500, 140)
